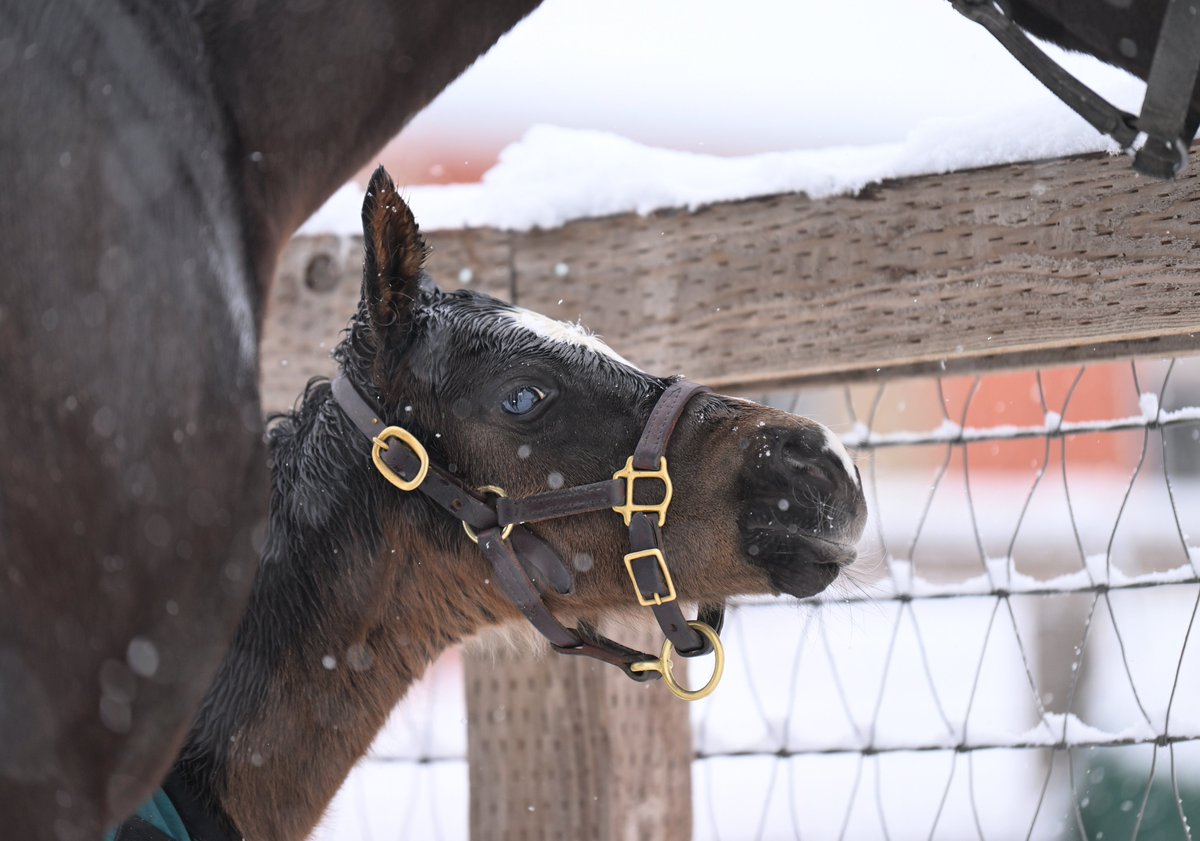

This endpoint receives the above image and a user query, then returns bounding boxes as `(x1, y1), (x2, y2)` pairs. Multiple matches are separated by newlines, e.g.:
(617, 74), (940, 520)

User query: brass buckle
(624, 548), (677, 607)
(630, 621), (725, 701)
(371, 426), (429, 492)
(462, 485), (514, 544)
(612, 455), (673, 527)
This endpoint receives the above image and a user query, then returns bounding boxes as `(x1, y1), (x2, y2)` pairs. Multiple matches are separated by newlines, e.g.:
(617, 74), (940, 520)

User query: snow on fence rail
(261, 149), (1200, 841)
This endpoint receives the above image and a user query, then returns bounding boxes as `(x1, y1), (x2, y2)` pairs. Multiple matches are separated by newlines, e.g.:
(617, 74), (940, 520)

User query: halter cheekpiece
(332, 373), (727, 701)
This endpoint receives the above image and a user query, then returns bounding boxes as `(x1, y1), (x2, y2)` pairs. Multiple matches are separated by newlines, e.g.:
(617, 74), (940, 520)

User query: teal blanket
(104, 788), (190, 841)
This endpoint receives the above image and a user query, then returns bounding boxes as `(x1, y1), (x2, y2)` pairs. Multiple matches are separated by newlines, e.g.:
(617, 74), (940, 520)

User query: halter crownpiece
(331, 373), (727, 701)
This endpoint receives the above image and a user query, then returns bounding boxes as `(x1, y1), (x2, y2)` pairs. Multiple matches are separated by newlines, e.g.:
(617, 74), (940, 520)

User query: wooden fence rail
(260, 147), (1200, 840)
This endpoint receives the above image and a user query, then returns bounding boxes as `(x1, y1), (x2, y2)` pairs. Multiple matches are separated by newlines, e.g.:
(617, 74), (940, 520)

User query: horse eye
(502, 386), (545, 416)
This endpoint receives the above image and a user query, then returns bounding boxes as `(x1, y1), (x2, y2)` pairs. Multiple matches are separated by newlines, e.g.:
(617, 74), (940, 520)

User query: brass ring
(630, 621), (724, 701)
(462, 485), (514, 544)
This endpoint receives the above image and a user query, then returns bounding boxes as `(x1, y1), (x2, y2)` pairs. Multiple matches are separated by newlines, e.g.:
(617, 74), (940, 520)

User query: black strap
(1134, 0), (1200, 177)
(477, 527), (661, 680)
(628, 512), (709, 655)
(633, 381), (711, 470)
(551, 622), (664, 681)
(331, 375), (498, 530)
(496, 480), (625, 526)
(478, 528), (582, 650)
(625, 381), (715, 656)
(330, 372), (388, 437)
(333, 374), (581, 599)
(509, 525), (574, 595)
(950, 0), (1138, 146)
(950, 0), (1200, 178)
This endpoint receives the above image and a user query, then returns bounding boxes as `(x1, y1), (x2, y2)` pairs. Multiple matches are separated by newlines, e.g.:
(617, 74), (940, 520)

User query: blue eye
(502, 386), (545, 415)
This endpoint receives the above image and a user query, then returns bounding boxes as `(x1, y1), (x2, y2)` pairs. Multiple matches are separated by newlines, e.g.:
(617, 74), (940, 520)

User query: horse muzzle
(736, 421), (866, 598)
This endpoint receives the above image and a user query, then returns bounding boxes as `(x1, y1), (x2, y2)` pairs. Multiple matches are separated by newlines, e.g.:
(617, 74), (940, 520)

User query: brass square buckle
(612, 455), (673, 527)
(371, 426), (429, 492)
(624, 548), (677, 607)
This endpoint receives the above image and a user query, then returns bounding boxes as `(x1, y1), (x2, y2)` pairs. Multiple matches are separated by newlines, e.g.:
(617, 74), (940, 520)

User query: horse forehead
(502, 307), (640, 370)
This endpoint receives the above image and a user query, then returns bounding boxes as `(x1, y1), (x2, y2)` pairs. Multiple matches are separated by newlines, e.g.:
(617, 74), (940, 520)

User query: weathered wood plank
(510, 151), (1200, 389)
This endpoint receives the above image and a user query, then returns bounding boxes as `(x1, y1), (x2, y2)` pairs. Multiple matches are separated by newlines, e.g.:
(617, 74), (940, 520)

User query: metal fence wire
(318, 355), (1200, 841)
(695, 356), (1200, 841)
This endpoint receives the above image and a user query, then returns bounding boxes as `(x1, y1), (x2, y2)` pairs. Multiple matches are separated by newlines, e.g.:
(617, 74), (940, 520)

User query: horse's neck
(194, 0), (542, 252)
(180, 386), (504, 840)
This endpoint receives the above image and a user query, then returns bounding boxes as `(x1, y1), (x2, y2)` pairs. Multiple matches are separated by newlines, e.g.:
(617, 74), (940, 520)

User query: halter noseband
(331, 374), (727, 701)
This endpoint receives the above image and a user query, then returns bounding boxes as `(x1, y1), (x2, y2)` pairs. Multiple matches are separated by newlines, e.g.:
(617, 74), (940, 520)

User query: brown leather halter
(332, 374), (727, 700)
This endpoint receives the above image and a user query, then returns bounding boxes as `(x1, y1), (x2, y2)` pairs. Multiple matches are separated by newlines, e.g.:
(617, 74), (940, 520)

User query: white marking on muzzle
(820, 423), (859, 487)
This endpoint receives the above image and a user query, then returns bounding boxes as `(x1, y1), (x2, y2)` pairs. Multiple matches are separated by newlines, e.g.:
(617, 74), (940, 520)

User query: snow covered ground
(295, 0), (1191, 838)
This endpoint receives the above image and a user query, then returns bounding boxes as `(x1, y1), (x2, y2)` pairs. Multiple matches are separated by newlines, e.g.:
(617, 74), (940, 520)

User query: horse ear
(360, 165), (430, 339)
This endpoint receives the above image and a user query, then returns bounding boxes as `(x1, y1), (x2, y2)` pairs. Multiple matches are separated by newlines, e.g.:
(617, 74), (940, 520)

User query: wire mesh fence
(313, 354), (1200, 841)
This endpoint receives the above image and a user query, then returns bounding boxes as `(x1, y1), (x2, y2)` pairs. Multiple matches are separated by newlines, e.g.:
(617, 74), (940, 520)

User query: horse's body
(0, 3), (538, 838)
(0, 1), (1187, 838)
(0, 6), (264, 838)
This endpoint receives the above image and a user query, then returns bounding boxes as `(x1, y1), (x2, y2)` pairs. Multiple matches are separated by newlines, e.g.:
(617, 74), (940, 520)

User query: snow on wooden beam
(263, 149), (1200, 414)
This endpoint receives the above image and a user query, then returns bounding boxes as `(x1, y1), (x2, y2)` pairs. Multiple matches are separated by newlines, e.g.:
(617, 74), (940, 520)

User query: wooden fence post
(464, 618), (693, 841)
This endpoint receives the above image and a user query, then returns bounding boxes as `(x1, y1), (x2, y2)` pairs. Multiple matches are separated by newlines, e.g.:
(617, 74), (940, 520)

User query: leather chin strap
(331, 374), (727, 696)
(951, 0), (1200, 179)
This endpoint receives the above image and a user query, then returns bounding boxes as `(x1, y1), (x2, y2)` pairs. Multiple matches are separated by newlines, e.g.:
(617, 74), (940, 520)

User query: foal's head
(338, 167), (866, 628)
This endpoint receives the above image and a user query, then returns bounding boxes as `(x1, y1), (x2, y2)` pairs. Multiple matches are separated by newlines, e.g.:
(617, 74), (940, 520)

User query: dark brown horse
(0, 3), (542, 838)
(0, 1), (1190, 838)
(129, 167), (864, 841)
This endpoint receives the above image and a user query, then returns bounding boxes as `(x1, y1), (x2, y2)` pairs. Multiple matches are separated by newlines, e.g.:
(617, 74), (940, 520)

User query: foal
(149, 168), (866, 840)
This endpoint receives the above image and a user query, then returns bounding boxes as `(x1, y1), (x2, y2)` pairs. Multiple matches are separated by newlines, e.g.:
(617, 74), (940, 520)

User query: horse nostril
(780, 439), (834, 483)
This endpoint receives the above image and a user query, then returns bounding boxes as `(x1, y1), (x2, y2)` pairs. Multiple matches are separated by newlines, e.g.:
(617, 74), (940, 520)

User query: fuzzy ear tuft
(360, 165), (429, 338)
